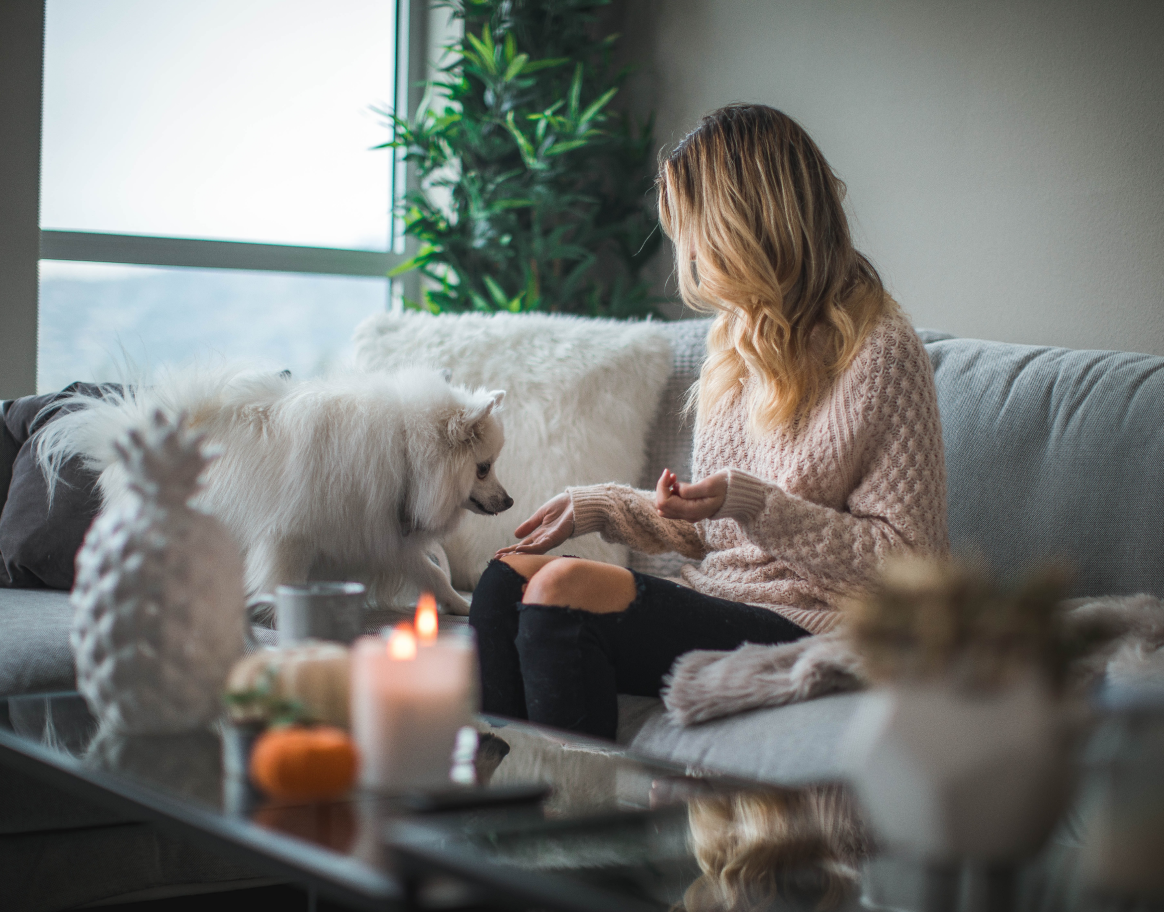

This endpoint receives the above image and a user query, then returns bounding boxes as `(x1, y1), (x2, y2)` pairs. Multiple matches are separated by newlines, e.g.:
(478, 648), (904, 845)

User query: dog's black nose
(503, 496), (514, 511)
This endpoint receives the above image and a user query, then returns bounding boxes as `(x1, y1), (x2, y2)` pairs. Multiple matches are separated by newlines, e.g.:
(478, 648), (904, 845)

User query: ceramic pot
(841, 678), (1071, 861)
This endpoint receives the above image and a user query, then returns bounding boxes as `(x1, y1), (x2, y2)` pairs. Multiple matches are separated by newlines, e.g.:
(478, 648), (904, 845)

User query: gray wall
(0, 0), (44, 398)
(620, 0), (1164, 355)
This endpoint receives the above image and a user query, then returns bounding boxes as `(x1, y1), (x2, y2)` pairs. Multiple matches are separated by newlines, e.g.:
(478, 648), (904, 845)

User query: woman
(469, 104), (949, 740)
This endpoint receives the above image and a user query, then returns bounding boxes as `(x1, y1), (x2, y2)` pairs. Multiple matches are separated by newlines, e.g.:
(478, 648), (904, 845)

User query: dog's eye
(476, 462), (491, 480)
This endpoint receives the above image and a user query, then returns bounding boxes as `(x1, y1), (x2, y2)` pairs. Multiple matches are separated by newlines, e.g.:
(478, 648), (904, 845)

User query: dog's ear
(447, 390), (505, 443)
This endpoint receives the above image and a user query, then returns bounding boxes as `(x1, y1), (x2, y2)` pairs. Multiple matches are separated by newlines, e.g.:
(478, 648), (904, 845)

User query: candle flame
(387, 623), (417, 661)
(415, 593), (438, 643)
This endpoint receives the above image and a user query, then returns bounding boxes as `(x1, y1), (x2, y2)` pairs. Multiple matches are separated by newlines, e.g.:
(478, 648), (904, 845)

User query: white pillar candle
(350, 620), (477, 792)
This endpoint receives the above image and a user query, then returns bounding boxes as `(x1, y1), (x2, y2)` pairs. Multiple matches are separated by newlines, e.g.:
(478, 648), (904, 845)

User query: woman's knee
(523, 559), (635, 613)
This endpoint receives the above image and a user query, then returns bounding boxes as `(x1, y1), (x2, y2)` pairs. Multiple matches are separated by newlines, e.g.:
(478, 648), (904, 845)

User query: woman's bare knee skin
(523, 559), (636, 614)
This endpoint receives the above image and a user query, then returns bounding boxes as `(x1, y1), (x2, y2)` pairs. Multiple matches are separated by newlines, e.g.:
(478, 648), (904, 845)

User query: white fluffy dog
(37, 366), (512, 615)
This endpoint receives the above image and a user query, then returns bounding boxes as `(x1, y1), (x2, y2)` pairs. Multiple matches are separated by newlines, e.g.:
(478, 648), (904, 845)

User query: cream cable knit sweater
(567, 306), (949, 635)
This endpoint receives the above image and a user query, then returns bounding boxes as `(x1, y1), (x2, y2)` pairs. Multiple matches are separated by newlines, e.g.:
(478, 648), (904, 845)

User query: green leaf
(520, 56), (570, 74)
(490, 198), (534, 210)
(567, 63), (584, 120)
(579, 87), (618, 126)
(465, 30), (497, 75)
(503, 53), (529, 82)
(545, 138), (592, 156)
(504, 110), (542, 170)
(483, 274), (509, 308)
(503, 32), (516, 62)
(387, 246), (437, 277)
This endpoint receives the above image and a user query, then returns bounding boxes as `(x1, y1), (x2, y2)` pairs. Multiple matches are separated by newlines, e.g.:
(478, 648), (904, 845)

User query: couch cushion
(929, 337), (1164, 597)
(622, 692), (864, 785)
(0, 588), (76, 695)
(630, 319), (711, 580)
(0, 589), (286, 697)
(0, 401), (18, 507)
(0, 384), (114, 589)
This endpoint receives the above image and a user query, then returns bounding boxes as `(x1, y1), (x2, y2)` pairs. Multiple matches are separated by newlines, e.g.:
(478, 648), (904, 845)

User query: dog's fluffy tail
(35, 366), (290, 508)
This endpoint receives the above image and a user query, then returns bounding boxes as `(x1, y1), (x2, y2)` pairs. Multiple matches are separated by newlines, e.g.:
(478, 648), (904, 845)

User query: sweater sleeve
(714, 324), (949, 591)
(567, 483), (708, 561)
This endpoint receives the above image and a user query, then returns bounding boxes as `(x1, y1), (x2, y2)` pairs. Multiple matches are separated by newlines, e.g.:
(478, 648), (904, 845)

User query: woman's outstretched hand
(495, 493), (575, 557)
(655, 468), (728, 522)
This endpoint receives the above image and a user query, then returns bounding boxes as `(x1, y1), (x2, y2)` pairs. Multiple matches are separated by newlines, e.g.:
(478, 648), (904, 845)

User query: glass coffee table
(0, 690), (1154, 912)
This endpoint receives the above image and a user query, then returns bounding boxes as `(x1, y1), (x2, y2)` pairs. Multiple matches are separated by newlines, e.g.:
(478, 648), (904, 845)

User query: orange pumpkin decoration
(249, 725), (359, 800)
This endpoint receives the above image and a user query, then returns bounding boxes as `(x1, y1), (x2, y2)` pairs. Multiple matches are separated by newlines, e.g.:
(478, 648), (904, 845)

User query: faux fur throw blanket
(662, 594), (1164, 726)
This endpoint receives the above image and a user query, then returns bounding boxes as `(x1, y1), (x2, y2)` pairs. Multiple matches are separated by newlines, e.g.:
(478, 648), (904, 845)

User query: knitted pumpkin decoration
(249, 726), (359, 800)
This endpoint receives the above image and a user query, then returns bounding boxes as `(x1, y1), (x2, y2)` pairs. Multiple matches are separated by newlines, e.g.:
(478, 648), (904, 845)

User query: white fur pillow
(352, 311), (673, 590)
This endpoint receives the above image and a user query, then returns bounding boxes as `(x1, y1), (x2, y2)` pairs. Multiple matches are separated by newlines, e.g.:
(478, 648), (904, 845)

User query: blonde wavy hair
(657, 104), (892, 433)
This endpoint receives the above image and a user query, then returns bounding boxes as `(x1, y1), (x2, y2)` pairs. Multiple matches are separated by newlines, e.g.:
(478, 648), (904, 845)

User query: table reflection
(682, 786), (871, 912)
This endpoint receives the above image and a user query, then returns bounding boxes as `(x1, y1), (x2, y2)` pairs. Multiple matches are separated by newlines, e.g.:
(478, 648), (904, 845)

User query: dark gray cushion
(930, 337), (1164, 597)
(0, 384), (114, 589)
(0, 401), (18, 508)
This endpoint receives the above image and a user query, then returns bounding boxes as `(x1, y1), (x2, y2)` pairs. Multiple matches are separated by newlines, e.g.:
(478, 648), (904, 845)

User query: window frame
(0, 0), (425, 398)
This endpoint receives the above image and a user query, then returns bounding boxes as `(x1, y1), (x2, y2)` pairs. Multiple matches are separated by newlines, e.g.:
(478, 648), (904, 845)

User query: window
(32, 0), (421, 392)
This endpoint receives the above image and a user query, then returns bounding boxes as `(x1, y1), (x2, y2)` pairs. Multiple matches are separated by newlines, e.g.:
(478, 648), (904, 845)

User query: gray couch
(3, 320), (1163, 907)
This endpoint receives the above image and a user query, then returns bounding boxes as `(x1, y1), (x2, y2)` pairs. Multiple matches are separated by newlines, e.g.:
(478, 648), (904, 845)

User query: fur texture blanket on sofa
(662, 593), (1164, 725)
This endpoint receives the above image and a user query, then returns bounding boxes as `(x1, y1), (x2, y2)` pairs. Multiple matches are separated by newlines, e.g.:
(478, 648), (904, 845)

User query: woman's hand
(655, 468), (728, 522)
(495, 493), (575, 557)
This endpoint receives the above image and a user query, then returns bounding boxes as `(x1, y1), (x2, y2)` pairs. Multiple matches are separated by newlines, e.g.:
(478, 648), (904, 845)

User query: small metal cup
(275, 581), (366, 646)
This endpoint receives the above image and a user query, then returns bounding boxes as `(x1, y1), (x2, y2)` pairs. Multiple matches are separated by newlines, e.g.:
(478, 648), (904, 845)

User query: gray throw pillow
(0, 383), (118, 589)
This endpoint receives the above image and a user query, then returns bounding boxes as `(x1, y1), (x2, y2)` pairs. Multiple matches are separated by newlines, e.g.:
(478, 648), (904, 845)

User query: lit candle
(350, 604), (476, 792)
(415, 593), (438, 645)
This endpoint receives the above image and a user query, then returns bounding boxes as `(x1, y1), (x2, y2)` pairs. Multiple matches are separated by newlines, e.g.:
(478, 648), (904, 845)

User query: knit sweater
(567, 306), (949, 635)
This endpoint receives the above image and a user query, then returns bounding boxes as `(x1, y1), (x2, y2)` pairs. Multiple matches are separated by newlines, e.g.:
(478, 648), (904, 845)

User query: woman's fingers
(655, 470), (670, 507)
(655, 469), (728, 521)
(656, 468), (683, 511)
(513, 509), (546, 538)
(501, 499), (572, 558)
(657, 498), (707, 521)
(496, 537), (545, 557)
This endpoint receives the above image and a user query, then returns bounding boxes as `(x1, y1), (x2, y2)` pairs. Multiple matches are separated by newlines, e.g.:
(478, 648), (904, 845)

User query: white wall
(620, 0), (1164, 355)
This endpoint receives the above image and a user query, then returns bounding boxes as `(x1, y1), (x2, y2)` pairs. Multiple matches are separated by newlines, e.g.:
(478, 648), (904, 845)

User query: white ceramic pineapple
(71, 411), (247, 734)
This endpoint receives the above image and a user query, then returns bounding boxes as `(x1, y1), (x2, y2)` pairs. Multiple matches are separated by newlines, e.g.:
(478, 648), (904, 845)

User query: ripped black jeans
(468, 559), (810, 740)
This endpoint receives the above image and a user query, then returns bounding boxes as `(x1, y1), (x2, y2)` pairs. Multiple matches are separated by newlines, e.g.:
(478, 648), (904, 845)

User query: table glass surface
(1, 691), (1160, 912)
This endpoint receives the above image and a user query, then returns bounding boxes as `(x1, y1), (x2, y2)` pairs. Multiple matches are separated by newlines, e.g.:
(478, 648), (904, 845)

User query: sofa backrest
(924, 332), (1164, 598)
(636, 320), (1164, 598)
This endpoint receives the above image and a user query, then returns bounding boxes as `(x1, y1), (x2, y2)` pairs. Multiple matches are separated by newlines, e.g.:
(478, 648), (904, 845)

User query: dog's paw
(443, 592), (472, 616)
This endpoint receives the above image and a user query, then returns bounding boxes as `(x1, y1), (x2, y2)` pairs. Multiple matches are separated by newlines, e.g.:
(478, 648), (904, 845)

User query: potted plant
(841, 558), (1089, 862)
(381, 0), (662, 317)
